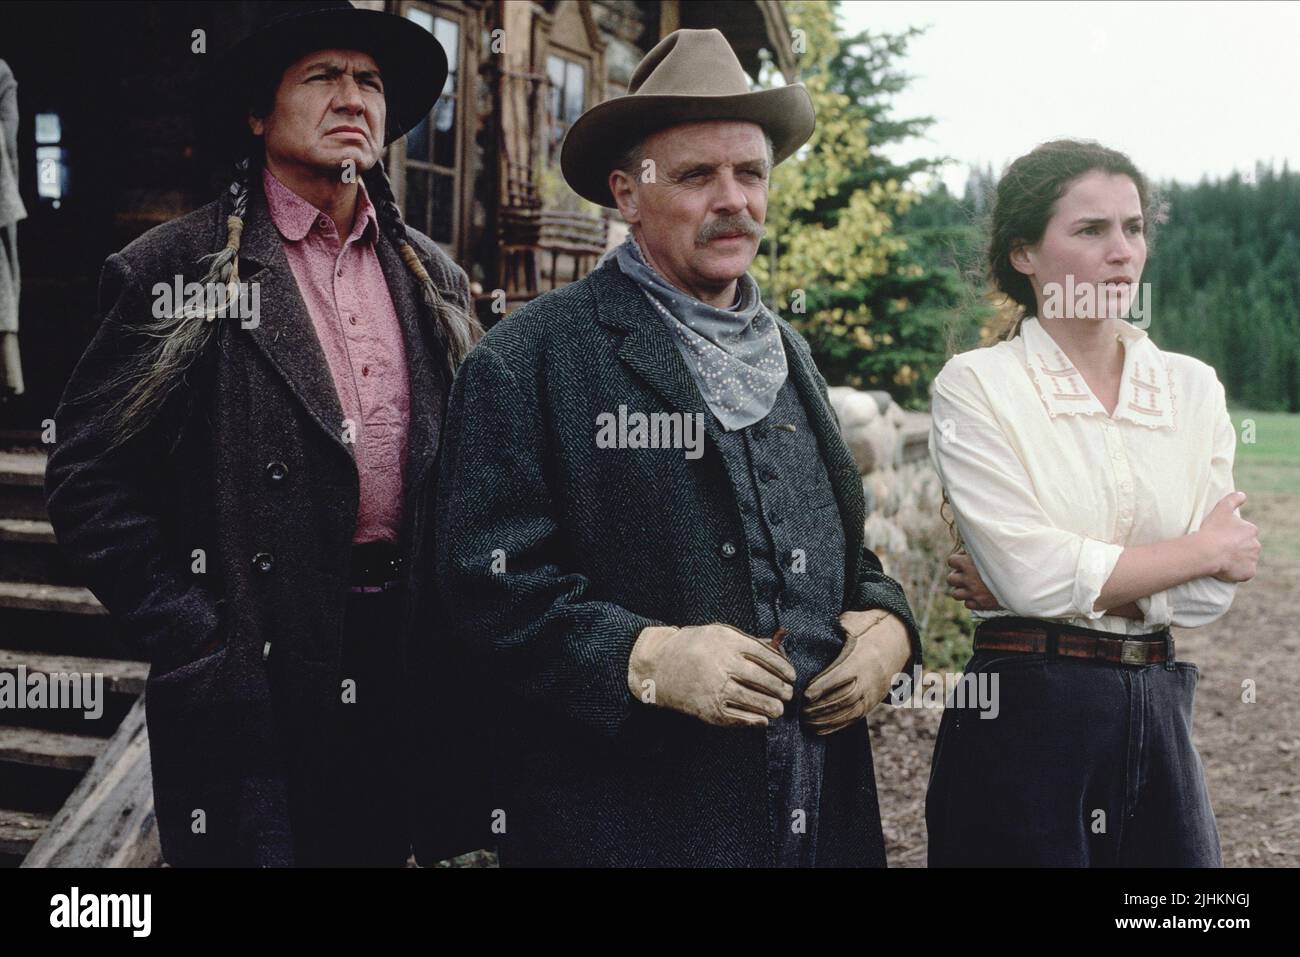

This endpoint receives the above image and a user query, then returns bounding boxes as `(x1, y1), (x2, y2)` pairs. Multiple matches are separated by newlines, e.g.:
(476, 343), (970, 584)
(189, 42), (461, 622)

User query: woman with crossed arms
(926, 139), (1259, 867)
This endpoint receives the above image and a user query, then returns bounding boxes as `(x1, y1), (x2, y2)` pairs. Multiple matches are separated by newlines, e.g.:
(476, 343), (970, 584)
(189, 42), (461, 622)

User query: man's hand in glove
(627, 623), (796, 728)
(802, 609), (911, 736)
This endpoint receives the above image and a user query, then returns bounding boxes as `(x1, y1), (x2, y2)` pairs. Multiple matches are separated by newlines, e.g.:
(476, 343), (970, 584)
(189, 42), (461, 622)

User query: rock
(863, 512), (908, 558)
(827, 387), (881, 429)
(865, 391), (893, 414)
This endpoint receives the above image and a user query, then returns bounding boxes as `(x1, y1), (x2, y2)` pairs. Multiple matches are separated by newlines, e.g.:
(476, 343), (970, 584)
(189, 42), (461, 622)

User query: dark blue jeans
(925, 645), (1221, 867)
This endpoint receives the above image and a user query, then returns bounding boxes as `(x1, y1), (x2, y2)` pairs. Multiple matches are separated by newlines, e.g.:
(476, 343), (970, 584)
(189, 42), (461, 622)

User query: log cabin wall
(0, 1), (795, 434)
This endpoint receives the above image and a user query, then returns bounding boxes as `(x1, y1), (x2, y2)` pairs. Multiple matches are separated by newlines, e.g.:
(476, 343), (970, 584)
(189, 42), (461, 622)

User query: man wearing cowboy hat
(434, 28), (921, 866)
(45, 1), (482, 866)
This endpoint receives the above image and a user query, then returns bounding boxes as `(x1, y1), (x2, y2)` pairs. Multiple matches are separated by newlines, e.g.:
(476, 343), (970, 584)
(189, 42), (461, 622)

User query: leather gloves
(802, 609), (911, 735)
(628, 623), (796, 729)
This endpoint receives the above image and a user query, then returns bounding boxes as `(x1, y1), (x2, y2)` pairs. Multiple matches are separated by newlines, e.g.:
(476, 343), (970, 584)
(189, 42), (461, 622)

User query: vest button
(252, 552), (275, 573)
(719, 541), (737, 559)
(266, 461), (289, 483)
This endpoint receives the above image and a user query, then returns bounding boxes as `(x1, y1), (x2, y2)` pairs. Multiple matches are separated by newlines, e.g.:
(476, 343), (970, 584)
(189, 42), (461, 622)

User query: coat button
(768, 510), (784, 526)
(265, 461), (289, 483)
(719, 541), (737, 559)
(252, 552), (275, 573)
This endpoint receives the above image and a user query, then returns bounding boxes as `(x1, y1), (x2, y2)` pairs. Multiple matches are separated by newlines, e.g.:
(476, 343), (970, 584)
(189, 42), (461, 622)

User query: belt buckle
(1119, 640), (1146, 665)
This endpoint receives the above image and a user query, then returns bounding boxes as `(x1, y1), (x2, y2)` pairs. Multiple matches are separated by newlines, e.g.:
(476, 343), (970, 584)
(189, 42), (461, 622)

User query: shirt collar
(1019, 316), (1176, 430)
(262, 166), (379, 246)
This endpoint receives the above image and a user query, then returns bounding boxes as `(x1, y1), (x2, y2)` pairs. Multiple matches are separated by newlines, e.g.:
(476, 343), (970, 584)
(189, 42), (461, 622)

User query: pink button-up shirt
(263, 167), (410, 545)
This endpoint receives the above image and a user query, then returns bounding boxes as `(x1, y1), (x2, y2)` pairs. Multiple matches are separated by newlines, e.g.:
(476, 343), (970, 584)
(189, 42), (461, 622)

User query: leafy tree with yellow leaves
(755, 0), (986, 407)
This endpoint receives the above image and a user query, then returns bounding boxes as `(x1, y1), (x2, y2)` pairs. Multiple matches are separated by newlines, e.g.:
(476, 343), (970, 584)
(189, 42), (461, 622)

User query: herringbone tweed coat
(433, 257), (922, 867)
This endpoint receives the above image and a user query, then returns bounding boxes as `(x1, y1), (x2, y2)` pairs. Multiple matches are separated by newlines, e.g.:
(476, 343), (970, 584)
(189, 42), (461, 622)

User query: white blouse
(928, 315), (1237, 635)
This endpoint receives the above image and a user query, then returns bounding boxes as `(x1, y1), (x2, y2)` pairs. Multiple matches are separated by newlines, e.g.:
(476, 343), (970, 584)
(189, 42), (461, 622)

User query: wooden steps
(0, 451), (49, 521)
(0, 451), (45, 486)
(0, 518), (56, 545)
(0, 807), (52, 857)
(0, 649), (148, 697)
(0, 444), (160, 865)
(0, 581), (105, 615)
(22, 697), (162, 867)
(0, 726), (103, 772)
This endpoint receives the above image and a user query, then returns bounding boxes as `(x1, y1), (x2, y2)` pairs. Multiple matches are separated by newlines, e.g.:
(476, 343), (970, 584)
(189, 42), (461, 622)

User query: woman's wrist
(1187, 530), (1222, 579)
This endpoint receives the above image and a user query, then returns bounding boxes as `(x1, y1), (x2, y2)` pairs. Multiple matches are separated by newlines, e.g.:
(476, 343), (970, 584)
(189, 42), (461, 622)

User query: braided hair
(96, 154), (482, 452)
(362, 157), (483, 382)
(93, 155), (260, 453)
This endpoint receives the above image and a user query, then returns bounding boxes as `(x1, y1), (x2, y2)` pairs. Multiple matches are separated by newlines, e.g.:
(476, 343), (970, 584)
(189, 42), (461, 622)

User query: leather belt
(349, 541), (404, 590)
(974, 616), (1173, 666)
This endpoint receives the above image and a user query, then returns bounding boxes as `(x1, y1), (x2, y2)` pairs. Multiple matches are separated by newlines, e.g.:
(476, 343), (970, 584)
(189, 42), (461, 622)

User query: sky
(833, 0), (1300, 195)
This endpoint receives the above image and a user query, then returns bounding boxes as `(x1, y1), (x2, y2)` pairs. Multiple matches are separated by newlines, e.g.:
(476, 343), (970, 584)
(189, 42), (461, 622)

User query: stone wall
(827, 387), (954, 640)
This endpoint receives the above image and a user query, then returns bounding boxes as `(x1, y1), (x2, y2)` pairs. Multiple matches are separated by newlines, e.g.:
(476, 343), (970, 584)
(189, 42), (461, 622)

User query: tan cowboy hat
(560, 28), (814, 208)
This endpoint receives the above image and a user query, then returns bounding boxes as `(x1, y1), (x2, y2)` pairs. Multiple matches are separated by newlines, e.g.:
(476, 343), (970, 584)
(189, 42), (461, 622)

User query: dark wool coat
(434, 257), (923, 867)
(44, 182), (476, 866)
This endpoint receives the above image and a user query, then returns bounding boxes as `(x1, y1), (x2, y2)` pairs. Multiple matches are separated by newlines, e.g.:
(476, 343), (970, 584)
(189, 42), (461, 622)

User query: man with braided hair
(44, 1), (482, 866)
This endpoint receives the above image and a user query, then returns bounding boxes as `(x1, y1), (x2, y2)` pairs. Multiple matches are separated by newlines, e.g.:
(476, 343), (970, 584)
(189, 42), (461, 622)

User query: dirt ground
(870, 483), (1300, 867)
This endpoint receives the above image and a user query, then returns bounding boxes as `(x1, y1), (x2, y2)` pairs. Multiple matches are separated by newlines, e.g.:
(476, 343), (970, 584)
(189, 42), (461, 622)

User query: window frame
(390, 0), (474, 260)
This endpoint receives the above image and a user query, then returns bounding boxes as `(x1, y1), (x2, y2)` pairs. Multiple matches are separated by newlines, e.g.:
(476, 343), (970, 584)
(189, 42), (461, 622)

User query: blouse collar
(1019, 316), (1176, 430)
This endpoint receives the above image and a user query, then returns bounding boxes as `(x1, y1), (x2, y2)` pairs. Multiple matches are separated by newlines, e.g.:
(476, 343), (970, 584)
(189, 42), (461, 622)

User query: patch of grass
(1229, 406), (1300, 497)
(1225, 407), (1300, 563)
(922, 593), (975, 674)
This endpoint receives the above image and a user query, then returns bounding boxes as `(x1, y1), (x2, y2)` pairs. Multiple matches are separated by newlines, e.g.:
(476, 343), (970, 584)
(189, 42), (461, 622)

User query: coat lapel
(589, 260), (856, 469)
(589, 260), (865, 598)
(589, 261), (726, 450)
(777, 326), (860, 477)
(236, 188), (353, 463)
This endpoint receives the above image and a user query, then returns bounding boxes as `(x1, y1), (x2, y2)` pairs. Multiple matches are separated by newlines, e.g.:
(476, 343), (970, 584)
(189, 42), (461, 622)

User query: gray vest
(711, 373), (848, 866)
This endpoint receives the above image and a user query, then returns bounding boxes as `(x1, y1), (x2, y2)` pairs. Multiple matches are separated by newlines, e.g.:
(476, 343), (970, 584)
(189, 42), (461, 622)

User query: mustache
(696, 215), (765, 246)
